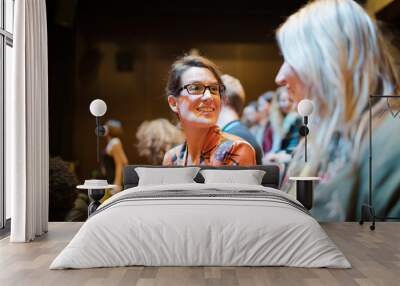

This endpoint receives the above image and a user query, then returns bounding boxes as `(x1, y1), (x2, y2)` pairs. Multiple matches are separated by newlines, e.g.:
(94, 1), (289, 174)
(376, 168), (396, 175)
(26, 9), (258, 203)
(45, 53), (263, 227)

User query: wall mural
(47, 1), (400, 225)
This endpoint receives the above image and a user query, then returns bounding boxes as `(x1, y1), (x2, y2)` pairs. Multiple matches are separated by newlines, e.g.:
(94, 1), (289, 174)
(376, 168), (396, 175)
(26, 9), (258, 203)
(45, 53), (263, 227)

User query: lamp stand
(359, 95), (400, 230)
(96, 117), (100, 163)
(88, 189), (106, 216)
(299, 116), (309, 163)
(94, 117), (106, 163)
(305, 116), (308, 162)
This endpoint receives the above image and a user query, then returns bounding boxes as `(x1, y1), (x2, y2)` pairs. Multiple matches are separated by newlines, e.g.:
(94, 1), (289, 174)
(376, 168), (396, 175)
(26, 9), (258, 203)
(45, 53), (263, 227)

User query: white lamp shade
(89, 99), (107, 117)
(297, 99), (314, 116)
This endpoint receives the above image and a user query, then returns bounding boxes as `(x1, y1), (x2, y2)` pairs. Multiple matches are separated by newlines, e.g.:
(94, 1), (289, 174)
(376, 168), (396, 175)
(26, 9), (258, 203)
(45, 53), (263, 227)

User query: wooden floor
(0, 222), (399, 286)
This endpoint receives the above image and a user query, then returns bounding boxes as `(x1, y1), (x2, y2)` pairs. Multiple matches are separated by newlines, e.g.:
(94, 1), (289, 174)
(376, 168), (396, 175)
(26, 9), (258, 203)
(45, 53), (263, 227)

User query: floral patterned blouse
(162, 126), (256, 166)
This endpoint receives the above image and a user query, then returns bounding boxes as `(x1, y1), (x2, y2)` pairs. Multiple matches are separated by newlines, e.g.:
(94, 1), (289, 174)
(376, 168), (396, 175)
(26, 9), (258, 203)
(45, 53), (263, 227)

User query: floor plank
(0, 222), (399, 286)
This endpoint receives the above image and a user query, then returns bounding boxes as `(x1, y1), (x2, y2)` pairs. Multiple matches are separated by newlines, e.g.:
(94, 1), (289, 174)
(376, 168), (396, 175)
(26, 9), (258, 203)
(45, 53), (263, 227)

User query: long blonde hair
(277, 0), (399, 178)
(136, 118), (185, 165)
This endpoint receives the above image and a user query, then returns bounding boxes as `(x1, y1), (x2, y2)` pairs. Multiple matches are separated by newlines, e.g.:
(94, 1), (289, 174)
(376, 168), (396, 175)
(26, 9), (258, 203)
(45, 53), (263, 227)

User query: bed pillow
(200, 169), (266, 185)
(135, 167), (201, 186)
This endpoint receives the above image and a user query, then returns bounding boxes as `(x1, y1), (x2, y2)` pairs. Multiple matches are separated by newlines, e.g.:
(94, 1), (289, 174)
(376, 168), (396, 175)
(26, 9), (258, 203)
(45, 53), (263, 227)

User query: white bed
(50, 182), (351, 269)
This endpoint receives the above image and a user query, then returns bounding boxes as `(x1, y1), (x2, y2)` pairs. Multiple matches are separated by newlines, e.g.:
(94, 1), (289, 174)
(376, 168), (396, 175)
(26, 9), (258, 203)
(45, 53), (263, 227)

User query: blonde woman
(276, 0), (400, 220)
(136, 118), (185, 164)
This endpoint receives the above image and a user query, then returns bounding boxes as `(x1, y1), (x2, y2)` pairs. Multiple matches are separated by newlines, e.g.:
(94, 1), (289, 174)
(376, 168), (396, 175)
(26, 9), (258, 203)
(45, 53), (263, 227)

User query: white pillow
(200, 169), (266, 185)
(135, 167), (200, 186)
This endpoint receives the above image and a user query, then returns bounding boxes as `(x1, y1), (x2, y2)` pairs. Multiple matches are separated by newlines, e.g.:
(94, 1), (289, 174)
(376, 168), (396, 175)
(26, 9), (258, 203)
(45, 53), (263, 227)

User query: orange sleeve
(231, 142), (256, 166)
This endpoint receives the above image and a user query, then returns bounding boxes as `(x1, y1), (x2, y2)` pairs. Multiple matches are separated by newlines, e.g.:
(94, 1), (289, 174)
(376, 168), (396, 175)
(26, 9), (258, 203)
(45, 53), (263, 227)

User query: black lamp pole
(360, 95), (400, 230)
(89, 99), (107, 164)
(304, 116), (308, 162)
(297, 99), (313, 163)
(95, 116), (106, 163)
(299, 116), (309, 163)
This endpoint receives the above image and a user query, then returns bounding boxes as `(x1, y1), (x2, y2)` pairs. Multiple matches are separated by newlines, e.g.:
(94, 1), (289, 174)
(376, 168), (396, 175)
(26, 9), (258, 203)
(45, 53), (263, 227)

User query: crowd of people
(50, 0), (400, 222)
(242, 86), (302, 165)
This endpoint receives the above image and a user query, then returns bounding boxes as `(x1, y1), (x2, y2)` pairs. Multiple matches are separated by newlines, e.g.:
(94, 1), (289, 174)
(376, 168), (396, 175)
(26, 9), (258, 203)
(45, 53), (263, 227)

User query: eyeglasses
(177, 83), (225, 96)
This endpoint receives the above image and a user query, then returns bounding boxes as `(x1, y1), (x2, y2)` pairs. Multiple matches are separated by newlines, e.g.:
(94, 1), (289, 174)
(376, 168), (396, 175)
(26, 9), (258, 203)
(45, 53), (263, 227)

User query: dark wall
(72, 15), (286, 179)
(47, 0), (76, 160)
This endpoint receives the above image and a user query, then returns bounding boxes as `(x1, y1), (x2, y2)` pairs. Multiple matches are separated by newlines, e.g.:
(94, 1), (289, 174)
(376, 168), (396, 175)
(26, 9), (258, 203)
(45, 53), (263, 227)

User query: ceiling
(48, 0), (396, 44)
(49, 0), (309, 28)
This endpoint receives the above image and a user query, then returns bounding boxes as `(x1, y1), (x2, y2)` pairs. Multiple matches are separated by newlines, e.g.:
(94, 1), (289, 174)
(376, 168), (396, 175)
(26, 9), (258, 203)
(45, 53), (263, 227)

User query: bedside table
(77, 180), (117, 216)
(289, 177), (320, 210)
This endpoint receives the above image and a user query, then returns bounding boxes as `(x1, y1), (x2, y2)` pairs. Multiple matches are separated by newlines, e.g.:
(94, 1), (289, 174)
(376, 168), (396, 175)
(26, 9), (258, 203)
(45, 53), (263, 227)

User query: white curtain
(7, 0), (49, 242)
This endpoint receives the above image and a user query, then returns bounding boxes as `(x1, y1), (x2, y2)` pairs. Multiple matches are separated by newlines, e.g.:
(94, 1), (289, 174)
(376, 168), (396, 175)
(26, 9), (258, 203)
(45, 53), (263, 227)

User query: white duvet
(50, 183), (351, 269)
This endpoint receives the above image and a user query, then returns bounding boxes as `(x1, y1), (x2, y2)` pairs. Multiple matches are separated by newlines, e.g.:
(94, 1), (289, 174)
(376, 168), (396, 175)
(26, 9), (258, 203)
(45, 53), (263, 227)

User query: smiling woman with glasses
(162, 55), (256, 166)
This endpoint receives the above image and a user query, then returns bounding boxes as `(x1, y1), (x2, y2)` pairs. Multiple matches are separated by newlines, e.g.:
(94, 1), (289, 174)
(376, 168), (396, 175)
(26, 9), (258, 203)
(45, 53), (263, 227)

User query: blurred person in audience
(217, 74), (263, 164)
(101, 119), (128, 194)
(262, 86), (302, 164)
(66, 190), (89, 222)
(242, 101), (260, 131)
(276, 0), (400, 220)
(163, 55), (256, 166)
(255, 91), (275, 151)
(49, 157), (80, 221)
(136, 118), (185, 164)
